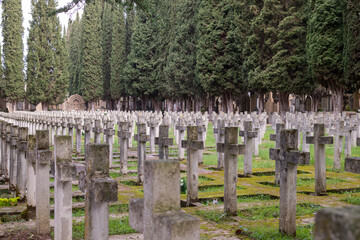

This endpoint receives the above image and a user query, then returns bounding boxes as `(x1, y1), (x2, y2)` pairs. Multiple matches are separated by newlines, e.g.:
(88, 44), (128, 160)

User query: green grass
(195, 209), (234, 223)
(0, 214), (25, 223)
(201, 194), (276, 206)
(341, 195), (360, 205)
(109, 204), (129, 214)
(72, 216), (136, 239)
(237, 203), (322, 220)
(198, 185), (244, 193)
(237, 223), (314, 240)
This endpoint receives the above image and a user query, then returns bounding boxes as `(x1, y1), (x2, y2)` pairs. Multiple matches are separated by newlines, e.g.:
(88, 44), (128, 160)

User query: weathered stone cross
(239, 120), (257, 176)
(134, 123), (149, 184)
(155, 124), (173, 159)
(269, 123), (285, 185)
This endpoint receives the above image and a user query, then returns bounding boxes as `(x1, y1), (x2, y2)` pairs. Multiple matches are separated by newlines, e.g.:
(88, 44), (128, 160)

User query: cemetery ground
(1, 124), (360, 240)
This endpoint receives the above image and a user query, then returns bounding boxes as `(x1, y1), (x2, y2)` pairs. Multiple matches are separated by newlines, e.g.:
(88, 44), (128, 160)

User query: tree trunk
(186, 99), (191, 112)
(331, 86), (343, 115)
(42, 102), (48, 111)
(224, 93), (234, 114)
(154, 100), (161, 113)
(258, 93), (264, 113)
(279, 92), (289, 119)
(208, 96), (213, 115)
(141, 96), (146, 111)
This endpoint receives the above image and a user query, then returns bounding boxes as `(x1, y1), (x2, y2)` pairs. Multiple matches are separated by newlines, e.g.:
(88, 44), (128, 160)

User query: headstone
(181, 126), (204, 205)
(333, 120), (345, 170)
(54, 136), (76, 240)
(175, 119), (186, 159)
(306, 124), (333, 195)
(269, 129), (309, 236)
(36, 130), (52, 235)
(344, 137), (360, 173)
(214, 119), (225, 170)
(84, 144), (118, 240)
(93, 119), (103, 144)
(155, 124), (173, 159)
(269, 123), (285, 185)
(105, 120), (115, 165)
(129, 160), (200, 240)
(217, 127), (245, 215)
(239, 120), (257, 176)
(134, 123), (149, 184)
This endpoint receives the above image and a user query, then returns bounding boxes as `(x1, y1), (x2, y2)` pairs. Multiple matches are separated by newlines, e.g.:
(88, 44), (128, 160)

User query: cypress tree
(2, 0), (25, 109)
(68, 13), (82, 95)
(78, 0), (103, 109)
(125, 8), (135, 60)
(110, 4), (126, 108)
(102, 2), (114, 108)
(306, 0), (345, 114)
(343, 0), (360, 93)
(26, 0), (69, 110)
(197, 0), (245, 113)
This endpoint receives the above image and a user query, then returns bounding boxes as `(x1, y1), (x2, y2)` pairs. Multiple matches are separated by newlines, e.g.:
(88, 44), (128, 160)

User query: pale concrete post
(75, 118), (82, 155)
(301, 120), (311, 152)
(239, 120), (257, 176)
(148, 119), (157, 153)
(118, 122), (130, 174)
(333, 120), (345, 170)
(17, 127), (28, 199)
(128, 120), (134, 148)
(270, 129), (309, 236)
(26, 135), (37, 219)
(9, 125), (18, 190)
(134, 123), (149, 184)
(344, 124), (355, 158)
(5, 123), (12, 179)
(214, 119), (225, 169)
(61, 117), (67, 135)
(0, 121), (3, 176)
(36, 130), (52, 235)
(106, 120), (115, 165)
(155, 124), (173, 159)
(175, 120), (186, 159)
(217, 127), (245, 215)
(306, 124), (333, 195)
(269, 123), (285, 185)
(182, 126), (204, 205)
(84, 144), (118, 240)
(84, 118), (92, 153)
(344, 138), (360, 173)
(93, 119), (102, 144)
(54, 135), (77, 240)
(67, 118), (74, 149)
(196, 119), (206, 165)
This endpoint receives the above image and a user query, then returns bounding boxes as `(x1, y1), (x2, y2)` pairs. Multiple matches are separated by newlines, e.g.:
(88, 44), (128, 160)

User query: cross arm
(287, 150), (310, 165)
(217, 143), (245, 155)
(319, 136), (333, 145)
(269, 134), (277, 141)
(182, 140), (204, 150)
(269, 148), (280, 160)
(306, 136), (314, 144)
(357, 138), (360, 146)
(155, 137), (174, 146)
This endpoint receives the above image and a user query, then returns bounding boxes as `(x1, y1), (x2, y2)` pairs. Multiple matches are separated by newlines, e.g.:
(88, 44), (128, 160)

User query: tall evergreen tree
(125, 8), (135, 60)
(343, 0), (360, 94)
(68, 13), (82, 95)
(78, 0), (103, 109)
(102, 2), (114, 108)
(197, 0), (245, 113)
(26, 0), (69, 110)
(306, 0), (345, 114)
(110, 3), (126, 108)
(2, 0), (25, 109)
(164, 0), (203, 108)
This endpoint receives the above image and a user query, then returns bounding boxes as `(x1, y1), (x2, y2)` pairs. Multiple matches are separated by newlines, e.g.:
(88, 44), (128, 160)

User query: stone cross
(269, 123), (285, 185)
(269, 129), (309, 236)
(26, 135), (37, 219)
(239, 120), (257, 176)
(9, 125), (18, 191)
(83, 118), (92, 153)
(67, 117), (74, 148)
(118, 121), (131, 174)
(134, 123), (149, 184)
(155, 124), (173, 159)
(93, 119), (103, 144)
(17, 127), (28, 199)
(61, 117), (67, 135)
(54, 136), (77, 240)
(129, 160), (200, 239)
(332, 120), (345, 170)
(181, 126), (204, 205)
(36, 130), (52, 235)
(0, 121), (4, 177)
(175, 119), (187, 159)
(105, 120), (115, 165)
(75, 117), (82, 155)
(306, 124), (333, 195)
(217, 127), (245, 215)
(147, 118), (158, 153)
(196, 118), (207, 165)
(84, 144), (118, 240)
(344, 124), (356, 158)
(301, 119), (312, 152)
(214, 119), (225, 169)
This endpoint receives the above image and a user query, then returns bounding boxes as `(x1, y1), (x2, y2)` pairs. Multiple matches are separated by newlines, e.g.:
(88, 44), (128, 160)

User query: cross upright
(134, 123), (149, 184)
(344, 123), (356, 158)
(239, 120), (257, 176)
(181, 126), (205, 205)
(147, 117), (158, 153)
(118, 121), (131, 174)
(155, 124), (173, 159)
(269, 129), (309, 236)
(269, 123), (285, 185)
(306, 123), (333, 195)
(175, 119), (187, 159)
(196, 118), (206, 165)
(217, 127), (245, 215)
(331, 119), (345, 170)
(214, 119), (225, 169)
(93, 119), (103, 144)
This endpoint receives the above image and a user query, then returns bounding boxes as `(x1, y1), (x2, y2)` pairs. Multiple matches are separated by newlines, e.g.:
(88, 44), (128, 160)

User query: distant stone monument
(66, 94), (86, 111)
